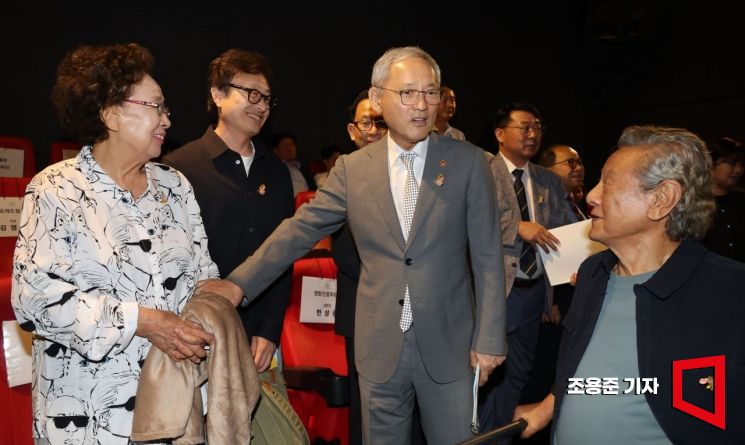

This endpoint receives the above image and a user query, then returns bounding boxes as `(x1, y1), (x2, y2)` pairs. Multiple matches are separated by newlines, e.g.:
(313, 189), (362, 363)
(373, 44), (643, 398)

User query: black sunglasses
(52, 416), (88, 429)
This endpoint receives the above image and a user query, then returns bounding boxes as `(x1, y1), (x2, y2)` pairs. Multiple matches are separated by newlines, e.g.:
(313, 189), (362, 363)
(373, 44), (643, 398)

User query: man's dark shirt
(553, 239), (745, 444)
(163, 127), (294, 344)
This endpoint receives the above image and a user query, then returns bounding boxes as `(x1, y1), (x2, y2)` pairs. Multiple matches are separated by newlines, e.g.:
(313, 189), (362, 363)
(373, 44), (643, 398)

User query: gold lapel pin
(258, 184), (267, 195)
(434, 174), (445, 187)
(699, 376), (714, 391)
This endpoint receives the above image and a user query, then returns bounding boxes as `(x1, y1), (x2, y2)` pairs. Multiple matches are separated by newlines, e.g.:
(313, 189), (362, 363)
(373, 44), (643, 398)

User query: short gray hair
(618, 125), (714, 240)
(370, 46), (441, 88)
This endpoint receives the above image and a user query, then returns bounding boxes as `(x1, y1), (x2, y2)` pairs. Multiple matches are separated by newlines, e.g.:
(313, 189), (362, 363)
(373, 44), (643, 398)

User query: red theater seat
(0, 136), (36, 178)
(282, 257), (349, 445)
(0, 176), (33, 445)
(294, 190), (316, 210)
(49, 141), (82, 165)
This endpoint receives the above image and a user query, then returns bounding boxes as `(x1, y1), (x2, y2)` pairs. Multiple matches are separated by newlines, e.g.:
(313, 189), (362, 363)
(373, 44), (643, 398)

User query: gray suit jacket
(490, 154), (576, 300)
(229, 134), (506, 384)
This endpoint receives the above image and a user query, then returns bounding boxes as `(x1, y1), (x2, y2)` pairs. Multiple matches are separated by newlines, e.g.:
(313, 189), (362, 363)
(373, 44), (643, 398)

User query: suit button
(398, 299), (404, 306)
(248, 227), (255, 233)
(405, 258), (414, 265)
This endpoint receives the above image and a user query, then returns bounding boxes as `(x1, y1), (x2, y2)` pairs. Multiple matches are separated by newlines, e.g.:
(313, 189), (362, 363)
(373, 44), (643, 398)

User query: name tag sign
(0, 148), (24, 178)
(299, 276), (337, 324)
(2, 320), (33, 387)
(0, 197), (23, 237)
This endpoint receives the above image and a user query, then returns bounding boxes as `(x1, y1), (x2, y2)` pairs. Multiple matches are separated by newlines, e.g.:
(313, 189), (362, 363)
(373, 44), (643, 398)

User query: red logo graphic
(672, 355), (725, 429)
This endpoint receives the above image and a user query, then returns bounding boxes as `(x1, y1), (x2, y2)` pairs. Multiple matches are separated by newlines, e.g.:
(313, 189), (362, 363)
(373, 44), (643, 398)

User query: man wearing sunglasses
(164, 49), (294, 374)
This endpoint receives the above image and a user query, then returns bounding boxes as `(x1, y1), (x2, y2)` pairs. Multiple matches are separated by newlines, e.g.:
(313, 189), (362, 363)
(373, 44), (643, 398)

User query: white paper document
(538, 219), (607, 286)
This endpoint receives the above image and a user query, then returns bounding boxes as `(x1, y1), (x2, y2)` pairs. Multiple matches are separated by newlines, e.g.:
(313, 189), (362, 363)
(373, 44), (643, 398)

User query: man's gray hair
(370, 46), (441, 88)
(619, 125), (715, 240)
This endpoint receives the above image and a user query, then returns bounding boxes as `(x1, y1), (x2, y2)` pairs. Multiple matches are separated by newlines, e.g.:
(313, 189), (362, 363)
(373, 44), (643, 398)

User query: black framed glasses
(548, 158), (584, 169)
(352, 119), (387, 132)
(52, 416), (89, 429)
(123, 99), (171, 117)
(375, 86), (442, 106)
(502, 124), (545, 135)
(227, 83), (278, 108)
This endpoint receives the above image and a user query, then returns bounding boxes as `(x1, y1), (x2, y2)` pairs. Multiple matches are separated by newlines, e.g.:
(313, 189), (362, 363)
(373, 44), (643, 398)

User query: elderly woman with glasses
(11, 43), (221, 445)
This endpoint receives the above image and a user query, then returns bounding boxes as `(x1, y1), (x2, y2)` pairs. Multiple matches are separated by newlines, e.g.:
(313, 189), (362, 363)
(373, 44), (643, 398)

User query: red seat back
(294, 190), (316, 211)
(0, 176), (33, 445)
(0, 136), (36, 178)
(49, 141), (82, 165)
(282, 257), (348, 445)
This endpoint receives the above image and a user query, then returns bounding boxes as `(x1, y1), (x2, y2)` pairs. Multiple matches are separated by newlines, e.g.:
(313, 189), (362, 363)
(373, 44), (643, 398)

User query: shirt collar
(499, 151), (531, 180)
(387, 133), (429, 168)
(590, 238), (705, 300)
(76, 145), (162, 209)
(201, 126), (265, 160)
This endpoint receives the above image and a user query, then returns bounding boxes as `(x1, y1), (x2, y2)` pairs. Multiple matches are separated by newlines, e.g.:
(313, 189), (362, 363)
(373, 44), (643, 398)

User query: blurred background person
(702, 137), (745, 263)
(540, 144), (587, 221)
(432, 85), (466, 141)
(346, 90), (388, 150)
(273, 132), (310, 196)
(313, 144), (342, 189)
(163, 48), (294, 373)
(12, 43), (219, 444)
(333, 89), (388, 445)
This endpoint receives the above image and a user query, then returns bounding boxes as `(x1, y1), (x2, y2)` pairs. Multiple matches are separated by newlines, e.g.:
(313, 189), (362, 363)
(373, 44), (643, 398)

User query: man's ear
(210, 86), (224, 109)
(648, 179), (682, 221)
(368, 86), (382, 113)
(346, 123), (357, 142)
(100, 106), (120, 133)
(494, 127), (505, 145)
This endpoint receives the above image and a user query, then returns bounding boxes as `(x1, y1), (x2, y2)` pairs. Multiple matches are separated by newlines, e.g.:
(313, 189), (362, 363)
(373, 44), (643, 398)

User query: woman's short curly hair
(51, 43), (154, 145)
(619, 125), (715, 241)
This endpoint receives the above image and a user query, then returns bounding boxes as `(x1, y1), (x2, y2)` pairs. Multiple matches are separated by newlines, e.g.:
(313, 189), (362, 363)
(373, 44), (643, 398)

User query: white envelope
(538, 219), (607, 286)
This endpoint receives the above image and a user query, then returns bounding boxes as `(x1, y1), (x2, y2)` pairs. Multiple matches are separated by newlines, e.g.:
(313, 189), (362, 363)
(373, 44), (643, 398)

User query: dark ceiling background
(2, 1), (743, 187)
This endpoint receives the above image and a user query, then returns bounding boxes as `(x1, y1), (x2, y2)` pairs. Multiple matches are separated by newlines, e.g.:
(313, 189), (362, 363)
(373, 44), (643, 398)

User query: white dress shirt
(387, 133), (428, 238)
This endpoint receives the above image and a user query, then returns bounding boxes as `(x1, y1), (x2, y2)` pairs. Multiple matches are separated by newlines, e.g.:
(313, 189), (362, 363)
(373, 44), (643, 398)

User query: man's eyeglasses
(548, 158), (584, 170)
(123, 99), (171, 117)
(502, 124), (545, 135)
(227, 83), (278, 108)
(352, 119), (387, 132)
(376, 87), (442, 106)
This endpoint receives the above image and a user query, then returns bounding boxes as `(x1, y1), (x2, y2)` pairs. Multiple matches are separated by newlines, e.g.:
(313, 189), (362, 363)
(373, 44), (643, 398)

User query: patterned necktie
(400, 151), (418, 332)
(513, 169), (537, 277)
(568, 195), (586, 220)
